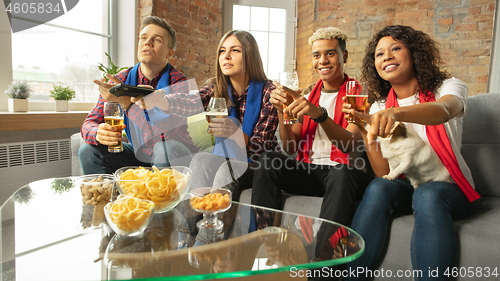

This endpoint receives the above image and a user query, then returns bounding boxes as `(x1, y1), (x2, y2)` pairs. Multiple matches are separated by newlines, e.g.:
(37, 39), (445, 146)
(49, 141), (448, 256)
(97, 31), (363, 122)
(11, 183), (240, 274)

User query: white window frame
(0, 0), (137, 112)
(223, 0), (297, 75)
(487, 0), (500, 93)
(0, 7), (13, 111)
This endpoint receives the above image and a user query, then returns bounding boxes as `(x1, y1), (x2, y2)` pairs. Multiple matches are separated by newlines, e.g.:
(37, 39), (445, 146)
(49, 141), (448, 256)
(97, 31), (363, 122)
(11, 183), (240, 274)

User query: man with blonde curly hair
(251, 27), (371, 265)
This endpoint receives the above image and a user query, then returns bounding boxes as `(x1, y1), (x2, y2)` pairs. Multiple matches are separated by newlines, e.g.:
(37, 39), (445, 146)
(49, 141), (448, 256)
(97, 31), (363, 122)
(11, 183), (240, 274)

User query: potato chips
(105, 195), (154, 232)
(117, 166), (189, 210)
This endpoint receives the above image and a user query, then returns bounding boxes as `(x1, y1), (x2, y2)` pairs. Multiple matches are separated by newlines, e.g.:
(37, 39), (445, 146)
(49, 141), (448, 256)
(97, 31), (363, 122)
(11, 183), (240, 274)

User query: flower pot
(55, 100), (69, 112)
(8, 98), (28, 112)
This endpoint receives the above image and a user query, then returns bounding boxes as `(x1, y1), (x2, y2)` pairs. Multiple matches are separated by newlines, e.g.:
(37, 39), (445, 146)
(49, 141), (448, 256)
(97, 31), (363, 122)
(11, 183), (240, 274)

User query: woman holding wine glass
(175, 30), (280, 247)
(187, 30), (280, 196)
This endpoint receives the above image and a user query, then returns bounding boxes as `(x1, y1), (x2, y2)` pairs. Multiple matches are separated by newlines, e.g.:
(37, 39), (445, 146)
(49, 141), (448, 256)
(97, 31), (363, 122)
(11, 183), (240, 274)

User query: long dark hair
(213, 30), (267, 104)
(362, 25), (451, 101)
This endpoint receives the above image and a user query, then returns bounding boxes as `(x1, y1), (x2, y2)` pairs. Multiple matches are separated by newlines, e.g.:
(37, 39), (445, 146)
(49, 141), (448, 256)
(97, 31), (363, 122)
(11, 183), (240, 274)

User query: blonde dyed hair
(308, 27), (347, 52)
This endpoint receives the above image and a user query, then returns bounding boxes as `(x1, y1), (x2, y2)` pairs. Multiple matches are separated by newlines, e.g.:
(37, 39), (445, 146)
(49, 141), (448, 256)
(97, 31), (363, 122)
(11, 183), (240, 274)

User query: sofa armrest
(71, 133), (85, 176)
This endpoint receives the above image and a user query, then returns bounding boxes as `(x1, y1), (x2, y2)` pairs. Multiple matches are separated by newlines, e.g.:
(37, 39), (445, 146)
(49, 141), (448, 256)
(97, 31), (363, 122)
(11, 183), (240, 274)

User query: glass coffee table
(1, 177), (364, 280)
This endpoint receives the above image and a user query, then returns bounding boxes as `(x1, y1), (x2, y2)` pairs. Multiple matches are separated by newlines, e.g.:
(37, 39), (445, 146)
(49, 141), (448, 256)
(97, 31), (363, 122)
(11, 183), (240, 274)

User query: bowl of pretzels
(114, 166), (192, 213)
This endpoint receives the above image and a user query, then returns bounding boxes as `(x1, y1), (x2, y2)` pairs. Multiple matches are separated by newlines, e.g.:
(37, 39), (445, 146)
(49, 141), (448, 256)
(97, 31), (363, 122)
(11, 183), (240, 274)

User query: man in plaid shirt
(79, 16), (197, 175)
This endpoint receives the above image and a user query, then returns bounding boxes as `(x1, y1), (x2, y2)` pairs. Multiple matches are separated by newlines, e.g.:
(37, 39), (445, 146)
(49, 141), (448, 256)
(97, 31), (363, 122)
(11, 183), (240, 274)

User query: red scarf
(329, 226), (349, 248)
(296, 74), (354, 164)
(298, 216), (314, 244)
(386, 88), (480, 202)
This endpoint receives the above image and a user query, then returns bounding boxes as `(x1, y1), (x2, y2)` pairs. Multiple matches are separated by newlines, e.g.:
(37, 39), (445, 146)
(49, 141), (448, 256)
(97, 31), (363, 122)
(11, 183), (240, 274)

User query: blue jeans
(346, 178), (470, 281)
(78, 140), (193, 175)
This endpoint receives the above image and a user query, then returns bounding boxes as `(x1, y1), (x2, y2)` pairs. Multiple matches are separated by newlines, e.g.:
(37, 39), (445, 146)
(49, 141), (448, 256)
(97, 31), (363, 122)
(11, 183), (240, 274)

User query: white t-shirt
(369, 78), (475, 188)
(304, 88), (364, 167)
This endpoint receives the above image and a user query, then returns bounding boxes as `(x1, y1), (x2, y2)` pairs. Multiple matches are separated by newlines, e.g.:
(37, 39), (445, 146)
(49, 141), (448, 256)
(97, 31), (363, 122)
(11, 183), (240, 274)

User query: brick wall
(297, 0), (497, 96)
(138, 0), (222, 90)
(136, 0), (494, 95)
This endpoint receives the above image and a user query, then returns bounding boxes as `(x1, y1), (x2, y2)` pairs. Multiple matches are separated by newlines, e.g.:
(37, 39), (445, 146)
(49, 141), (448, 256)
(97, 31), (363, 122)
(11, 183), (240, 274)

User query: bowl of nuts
(79, 174), (116, 229)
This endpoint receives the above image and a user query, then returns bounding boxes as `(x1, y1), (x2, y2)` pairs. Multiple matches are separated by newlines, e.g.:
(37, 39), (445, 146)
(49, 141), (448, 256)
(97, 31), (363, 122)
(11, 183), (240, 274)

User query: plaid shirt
(81, 65), (197, 155)
(167, 80), (281, 161)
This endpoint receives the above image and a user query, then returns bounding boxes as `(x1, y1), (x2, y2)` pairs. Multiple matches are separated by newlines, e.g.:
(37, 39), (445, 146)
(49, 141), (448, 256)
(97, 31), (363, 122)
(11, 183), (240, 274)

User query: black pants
(251, 151), (370, 227)
(251, 151), (371, 280)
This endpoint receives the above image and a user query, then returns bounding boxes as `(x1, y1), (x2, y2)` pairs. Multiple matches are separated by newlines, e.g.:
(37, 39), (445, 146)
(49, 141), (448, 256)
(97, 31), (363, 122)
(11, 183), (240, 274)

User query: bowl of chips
(114, 166), (192, 213)
(104, 195), (155, 236)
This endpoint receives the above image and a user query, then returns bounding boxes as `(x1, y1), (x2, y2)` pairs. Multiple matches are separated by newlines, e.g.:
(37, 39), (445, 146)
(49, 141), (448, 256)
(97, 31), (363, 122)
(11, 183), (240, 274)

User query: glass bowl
(104, 195), (155, 237)
(189, 187), (232, 233)
(114, 166), (192, 213)
(78, 174), (116, 230)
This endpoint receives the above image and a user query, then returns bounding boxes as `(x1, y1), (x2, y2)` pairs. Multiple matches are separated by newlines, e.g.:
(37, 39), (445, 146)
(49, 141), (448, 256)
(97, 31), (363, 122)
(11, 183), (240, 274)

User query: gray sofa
(241, 92), (500, 280)
(71, 93), (500, 280)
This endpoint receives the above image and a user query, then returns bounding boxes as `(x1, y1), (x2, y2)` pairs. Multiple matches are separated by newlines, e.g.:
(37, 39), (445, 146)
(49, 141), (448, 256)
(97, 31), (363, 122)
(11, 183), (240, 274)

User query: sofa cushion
(187, 113), (213, 153)
(240, 189), (323, 219)
(71, 133), (86, 177)
(462, 92), (500, 197)
(377, 196), (500, 279)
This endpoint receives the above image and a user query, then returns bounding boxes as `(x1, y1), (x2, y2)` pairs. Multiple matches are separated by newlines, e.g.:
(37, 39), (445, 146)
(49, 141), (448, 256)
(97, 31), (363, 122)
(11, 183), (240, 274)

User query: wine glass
(206, 97), (228, 123)
(278, 72), (300, 124)
(103, 101), (124, 153)
(189, 187), (232, 234)
(345, 81), (368, 124)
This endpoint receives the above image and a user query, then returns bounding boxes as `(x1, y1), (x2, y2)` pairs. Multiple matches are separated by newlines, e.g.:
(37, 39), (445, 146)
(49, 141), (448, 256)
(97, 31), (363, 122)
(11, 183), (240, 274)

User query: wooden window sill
(0, 111), (88, 132)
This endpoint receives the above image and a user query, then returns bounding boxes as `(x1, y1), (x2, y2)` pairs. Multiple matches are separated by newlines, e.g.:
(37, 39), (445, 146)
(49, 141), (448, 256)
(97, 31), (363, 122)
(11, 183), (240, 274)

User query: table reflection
(105, 233), (155, 280)
(1, 178), (364, 280)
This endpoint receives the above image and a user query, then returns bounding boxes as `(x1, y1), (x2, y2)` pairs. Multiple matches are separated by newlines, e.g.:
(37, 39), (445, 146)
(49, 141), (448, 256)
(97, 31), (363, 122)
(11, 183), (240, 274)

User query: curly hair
(362, 25), (450, 101)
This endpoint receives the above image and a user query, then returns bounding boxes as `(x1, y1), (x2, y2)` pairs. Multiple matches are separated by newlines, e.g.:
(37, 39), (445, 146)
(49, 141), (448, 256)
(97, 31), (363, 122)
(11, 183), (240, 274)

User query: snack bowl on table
(114, 166), (192, 213)
(189, 187), (232, 233)
(78, 174), (116, 229)
(104, 195), (155, 237)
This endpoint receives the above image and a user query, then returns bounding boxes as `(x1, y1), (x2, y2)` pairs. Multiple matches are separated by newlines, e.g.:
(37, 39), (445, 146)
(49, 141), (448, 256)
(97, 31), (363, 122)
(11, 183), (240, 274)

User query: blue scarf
(212, 80), (266, 161)
(123, 63), (171, 149)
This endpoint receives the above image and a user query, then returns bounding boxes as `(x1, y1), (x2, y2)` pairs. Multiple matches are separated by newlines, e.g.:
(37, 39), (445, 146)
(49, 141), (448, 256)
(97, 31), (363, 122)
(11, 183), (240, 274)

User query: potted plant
(5, 80), (32, 112)
(50, 83), (76, 112)
(98, 52), (128, 82)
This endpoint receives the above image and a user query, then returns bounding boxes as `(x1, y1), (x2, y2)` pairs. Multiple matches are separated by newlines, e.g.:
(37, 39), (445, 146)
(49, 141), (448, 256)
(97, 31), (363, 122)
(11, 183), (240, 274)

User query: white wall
(115, 0), (138, 68)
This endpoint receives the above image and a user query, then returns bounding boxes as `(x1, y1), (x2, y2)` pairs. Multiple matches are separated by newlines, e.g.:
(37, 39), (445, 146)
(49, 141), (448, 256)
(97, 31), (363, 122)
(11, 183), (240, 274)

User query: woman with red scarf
(344, 25), (480, 281)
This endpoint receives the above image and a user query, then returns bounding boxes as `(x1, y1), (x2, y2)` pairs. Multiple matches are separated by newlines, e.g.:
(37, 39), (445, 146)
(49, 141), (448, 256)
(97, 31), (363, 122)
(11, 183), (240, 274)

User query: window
(224, 0), (297, 81)
(10, 0), (110, 103)
(488, 0), (500, 93)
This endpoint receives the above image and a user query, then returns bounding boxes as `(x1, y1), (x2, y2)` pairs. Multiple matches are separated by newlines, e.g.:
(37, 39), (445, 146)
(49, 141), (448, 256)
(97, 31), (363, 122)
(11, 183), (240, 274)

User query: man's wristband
(312, 106), (328, 123)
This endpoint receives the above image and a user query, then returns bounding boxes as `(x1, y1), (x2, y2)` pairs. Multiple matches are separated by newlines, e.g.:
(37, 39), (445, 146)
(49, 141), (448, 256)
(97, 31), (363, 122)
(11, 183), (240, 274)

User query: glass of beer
(279, 72), (300, 125)
(206, 97), (228, 123)
(345, 81), (369, 124)
(104, 101), (124, 153)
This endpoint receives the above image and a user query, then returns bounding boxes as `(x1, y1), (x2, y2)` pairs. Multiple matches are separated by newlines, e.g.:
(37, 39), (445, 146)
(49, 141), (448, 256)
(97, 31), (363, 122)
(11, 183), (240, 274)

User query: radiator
(0, 139), (71, 205)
